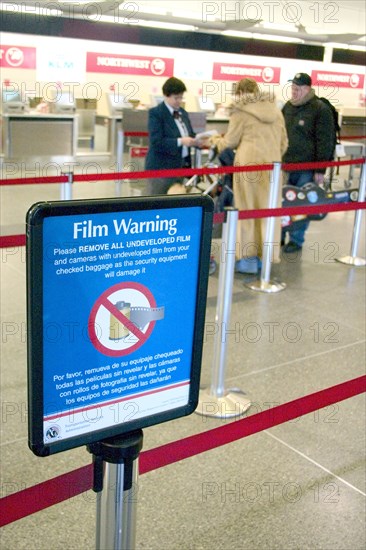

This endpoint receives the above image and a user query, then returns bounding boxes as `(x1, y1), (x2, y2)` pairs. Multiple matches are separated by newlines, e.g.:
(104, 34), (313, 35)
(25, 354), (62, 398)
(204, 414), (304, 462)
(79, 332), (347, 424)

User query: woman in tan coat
(210, 78), (288, 274)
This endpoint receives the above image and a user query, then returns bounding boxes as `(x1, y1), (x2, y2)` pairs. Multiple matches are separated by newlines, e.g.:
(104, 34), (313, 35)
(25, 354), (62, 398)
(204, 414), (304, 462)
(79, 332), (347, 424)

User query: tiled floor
(0, 156), (365, 549)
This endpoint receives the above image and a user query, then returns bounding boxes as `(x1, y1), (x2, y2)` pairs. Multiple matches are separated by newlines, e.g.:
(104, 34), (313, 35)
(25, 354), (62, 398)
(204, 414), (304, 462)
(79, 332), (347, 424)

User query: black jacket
(145, 101), (195, 171)
(282, 94), (335, 172)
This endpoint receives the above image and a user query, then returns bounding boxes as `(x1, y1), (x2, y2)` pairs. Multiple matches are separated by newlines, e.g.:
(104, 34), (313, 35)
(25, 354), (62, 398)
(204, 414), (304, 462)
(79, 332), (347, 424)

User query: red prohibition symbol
(88, 282), (157, 357)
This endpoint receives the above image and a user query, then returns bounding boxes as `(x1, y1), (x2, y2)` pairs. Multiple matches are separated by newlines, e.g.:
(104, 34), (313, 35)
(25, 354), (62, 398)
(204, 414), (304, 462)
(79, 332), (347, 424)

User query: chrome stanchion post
(336, 159), (366, 266)
(246, 162), (286, 293)
(60, 171), (73, 200)
(196, 208), (251, 418)
(115, 130), (124, 196)
(88, 430), (143, 550)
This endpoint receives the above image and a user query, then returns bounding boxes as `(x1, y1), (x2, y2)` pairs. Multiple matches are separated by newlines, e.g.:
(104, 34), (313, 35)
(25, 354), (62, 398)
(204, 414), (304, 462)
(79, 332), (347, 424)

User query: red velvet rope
(1, 202), (365, 249)
(0, 375), (364, 527)
(0, 158), (364, 186)
(125, 132), (366, 141)
(340, 135), (366, 140)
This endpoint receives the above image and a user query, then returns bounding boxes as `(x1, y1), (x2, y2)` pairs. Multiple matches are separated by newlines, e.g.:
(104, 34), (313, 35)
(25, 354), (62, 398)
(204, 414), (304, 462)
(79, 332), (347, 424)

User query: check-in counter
(2, 113), (78, 158)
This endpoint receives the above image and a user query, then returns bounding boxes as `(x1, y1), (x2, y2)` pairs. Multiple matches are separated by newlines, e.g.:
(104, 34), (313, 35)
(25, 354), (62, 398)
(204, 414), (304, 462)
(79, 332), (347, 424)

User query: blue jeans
(283, 170), (314, 247)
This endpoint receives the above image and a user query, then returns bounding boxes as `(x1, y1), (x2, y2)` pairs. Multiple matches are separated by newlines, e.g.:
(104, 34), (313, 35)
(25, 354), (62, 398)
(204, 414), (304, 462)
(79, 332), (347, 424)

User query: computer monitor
(3, 90), (21, 102)
(1, 89), (25, 113)
(150, 95), (165, 107)
(53, 92), (76, 114)
(108, 94), (133, 114)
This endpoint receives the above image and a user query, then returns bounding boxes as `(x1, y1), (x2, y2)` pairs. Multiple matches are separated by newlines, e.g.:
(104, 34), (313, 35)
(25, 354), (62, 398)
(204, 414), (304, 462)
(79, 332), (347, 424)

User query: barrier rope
(0, 158), (364, 186)
(0, 158), (365, 248)
(0, 156), (365, 526)
(123, 131), (366, 142)
(0, 374), (364, 527)
(2, 202), (365, 250)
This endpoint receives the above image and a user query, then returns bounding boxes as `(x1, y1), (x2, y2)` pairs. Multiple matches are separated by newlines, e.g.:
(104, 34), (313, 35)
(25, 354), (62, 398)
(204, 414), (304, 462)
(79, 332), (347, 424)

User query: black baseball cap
(289, 73), (312, 86)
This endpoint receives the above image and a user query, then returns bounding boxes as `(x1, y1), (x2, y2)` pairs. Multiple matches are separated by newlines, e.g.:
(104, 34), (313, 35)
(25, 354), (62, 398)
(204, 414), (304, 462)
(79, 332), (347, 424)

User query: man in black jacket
(282, 73), (335, 252)
(145, 77), (197, 195)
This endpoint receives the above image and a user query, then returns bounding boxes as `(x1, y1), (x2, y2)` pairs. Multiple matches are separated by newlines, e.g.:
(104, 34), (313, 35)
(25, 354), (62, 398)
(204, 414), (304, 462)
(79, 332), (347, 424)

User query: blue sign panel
(27, 195), (213, 455)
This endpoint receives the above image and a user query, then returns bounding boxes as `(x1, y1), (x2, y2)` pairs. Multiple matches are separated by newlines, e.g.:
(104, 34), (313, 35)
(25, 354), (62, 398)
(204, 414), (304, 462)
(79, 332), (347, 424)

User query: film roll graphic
(109, 301), (131, 340)
(109, 301), (165, 341)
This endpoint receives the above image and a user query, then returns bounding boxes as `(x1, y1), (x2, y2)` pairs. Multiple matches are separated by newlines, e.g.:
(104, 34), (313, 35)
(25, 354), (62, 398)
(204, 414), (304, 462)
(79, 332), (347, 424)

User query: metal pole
(246, 162), (286, 292)
(60, 171), (73, 200)
(115, 130), (124, 196)
(211, 208), (238, 398)
(88, 430), (143, 550)
(336, 159), (366, 266)
(196, 208), (251, 418)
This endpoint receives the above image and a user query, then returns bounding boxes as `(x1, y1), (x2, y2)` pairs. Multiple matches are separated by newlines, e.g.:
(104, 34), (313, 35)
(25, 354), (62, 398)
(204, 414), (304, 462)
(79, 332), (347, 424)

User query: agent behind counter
(145, 77), (199, 195)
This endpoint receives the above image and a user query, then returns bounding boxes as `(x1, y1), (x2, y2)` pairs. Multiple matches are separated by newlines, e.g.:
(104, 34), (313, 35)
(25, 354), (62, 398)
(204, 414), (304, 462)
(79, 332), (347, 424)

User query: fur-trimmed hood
(228, 92), (280, 124)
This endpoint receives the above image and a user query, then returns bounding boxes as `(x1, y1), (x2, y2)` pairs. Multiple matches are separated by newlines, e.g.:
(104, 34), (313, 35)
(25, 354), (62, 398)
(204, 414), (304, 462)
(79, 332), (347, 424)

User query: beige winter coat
(211, 92), (288, 261)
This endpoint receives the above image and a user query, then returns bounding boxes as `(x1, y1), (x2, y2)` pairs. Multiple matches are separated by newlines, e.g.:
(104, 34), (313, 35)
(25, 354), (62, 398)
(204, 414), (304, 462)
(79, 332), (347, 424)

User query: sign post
(88, 430), (143, 550)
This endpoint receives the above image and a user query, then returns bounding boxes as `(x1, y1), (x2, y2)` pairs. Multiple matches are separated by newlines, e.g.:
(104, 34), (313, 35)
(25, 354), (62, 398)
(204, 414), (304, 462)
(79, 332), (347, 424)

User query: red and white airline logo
(86, 52), (174, 76)
(5, 47), (24, 67)
(0, 46), (36, 69)
(151, 58), (166, 76)
(212, 62), (280, 83)
(312, 70), (364, 89)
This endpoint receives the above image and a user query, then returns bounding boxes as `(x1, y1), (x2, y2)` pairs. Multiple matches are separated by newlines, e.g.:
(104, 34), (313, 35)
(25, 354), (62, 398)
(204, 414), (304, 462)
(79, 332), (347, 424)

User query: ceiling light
(348, 44), (366, 52)
(261, 22), (298, 32)
(135, 20), (197, 31)
(100, 16), (197, 32)
(252, 33), (304, 43)
(173, 11), (207, 21)
(326, 42), (350, 49)
(222, 30), (253, 39)
(120, 6), (167, 16)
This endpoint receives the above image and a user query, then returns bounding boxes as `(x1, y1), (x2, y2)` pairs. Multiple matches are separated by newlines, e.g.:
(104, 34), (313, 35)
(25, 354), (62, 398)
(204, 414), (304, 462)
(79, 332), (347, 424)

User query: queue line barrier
(0, 157), (365, 248)
(0, 157), (363, 187)
(1, 158), (365, 530)
(0, 374), (365, 528)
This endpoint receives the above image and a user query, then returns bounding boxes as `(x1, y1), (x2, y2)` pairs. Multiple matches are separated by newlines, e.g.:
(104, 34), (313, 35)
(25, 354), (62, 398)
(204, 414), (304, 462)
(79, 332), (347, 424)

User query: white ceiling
(1, 0), (365, 46)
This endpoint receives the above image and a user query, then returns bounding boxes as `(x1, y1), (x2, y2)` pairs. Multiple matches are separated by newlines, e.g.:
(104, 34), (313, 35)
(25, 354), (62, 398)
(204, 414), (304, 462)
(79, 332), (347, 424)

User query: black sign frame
(27, 195), (213, 456)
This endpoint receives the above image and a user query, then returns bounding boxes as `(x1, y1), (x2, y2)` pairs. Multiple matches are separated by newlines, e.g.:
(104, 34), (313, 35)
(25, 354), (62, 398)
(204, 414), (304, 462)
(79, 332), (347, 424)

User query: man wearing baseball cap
(281, 72), (335, 253)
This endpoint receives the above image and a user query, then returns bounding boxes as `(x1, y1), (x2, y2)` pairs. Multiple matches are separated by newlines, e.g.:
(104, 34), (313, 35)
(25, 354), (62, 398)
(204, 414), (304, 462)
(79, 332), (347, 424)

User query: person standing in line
(145, 77), (197, 195)
(281, 72), (335, 253)
(209, 77), (288, 274)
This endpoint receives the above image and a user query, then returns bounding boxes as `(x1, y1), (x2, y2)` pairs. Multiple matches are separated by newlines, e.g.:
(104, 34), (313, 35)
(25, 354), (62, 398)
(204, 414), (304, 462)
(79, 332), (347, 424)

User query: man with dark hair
(145, 77), (197, 195)
(282, 72), (335, 253)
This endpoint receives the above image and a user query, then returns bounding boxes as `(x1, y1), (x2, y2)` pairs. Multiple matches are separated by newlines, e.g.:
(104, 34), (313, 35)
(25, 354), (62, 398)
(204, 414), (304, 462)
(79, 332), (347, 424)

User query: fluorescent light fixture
(173, 10), (206, 21)
(100, 15), (196, 32)
(252, 33), (304, 43)
(222, 30), (304, 43)
(261, 22), (298, 32)
(326, 42), (350, 49)
(327, 42), (366, 52)
(348, 44), (366, 51)
(135, 20), (197, 31)
(118, 4), (167, 16)
(221, 30), (253, 39)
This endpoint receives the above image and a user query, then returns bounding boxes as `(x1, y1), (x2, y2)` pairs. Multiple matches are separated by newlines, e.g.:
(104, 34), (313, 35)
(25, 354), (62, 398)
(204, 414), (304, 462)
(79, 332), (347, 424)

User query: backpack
(318, 97), (341, 152)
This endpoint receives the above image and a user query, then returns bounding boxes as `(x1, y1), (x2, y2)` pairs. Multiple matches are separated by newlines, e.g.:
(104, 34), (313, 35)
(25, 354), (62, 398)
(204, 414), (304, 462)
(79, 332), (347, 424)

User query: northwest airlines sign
(213, 62), (281, 83)
(312, 70), (365, 89)
(87, 52), (174, 76)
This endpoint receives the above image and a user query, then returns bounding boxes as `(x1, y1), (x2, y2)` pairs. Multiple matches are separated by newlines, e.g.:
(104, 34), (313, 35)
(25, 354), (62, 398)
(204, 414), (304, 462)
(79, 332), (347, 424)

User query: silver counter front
(2, 113), (78, 158)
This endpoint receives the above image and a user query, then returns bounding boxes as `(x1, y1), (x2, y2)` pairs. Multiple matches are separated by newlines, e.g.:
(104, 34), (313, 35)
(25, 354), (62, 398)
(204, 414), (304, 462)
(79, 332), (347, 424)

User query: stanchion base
(335, 255), (366, 266)
(245, 279), (286, 293)
(195, 387), (251, 418)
